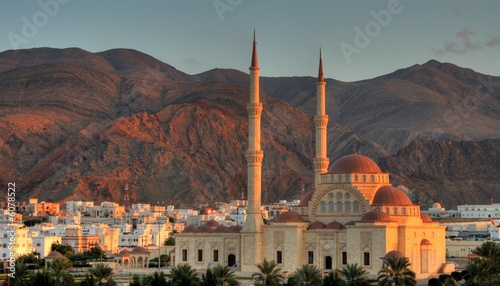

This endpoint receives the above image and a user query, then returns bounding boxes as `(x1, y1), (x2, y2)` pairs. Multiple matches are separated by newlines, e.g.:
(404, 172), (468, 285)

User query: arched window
(2, 243), (6, 248)
(354, 175), (358, 182)
(353, 201), (360, 212)
(345, 202), (351, 212)
(328, 202), (334, 212)
(338, 175), (342, 182)
(362, 175), (366, 182)
(402, 208), (407, 215)
(336, 202), (342, 212)
(393, 207), (398, 215)
(386, 207), (390, 214)
(371, 175), (375, 182)
(320, 202), (326, 213)
(345, 175), (350, 181)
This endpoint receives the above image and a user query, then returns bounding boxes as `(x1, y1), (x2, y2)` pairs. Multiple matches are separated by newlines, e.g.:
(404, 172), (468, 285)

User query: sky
(0, 0), (499, 82)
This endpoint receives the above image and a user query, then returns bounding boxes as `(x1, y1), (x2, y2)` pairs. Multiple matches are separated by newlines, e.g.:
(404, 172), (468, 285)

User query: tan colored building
(27, 198), (60, 216)
(61, 227), (100, 253)
(175, 36), (447, 279)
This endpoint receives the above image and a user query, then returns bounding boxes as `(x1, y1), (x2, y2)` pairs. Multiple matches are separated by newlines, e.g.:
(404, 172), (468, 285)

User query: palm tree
(170, 264), (200, 286)
(323, 269), (346, 286)
(48, 258), (75, 286)
(90, 263), (115, 286)
(463, 241), (500, 285)
(289, 264), (323, 286)
(339, 263), (370, 286)
(252, 258), (284, 286)
(143, 271), (169, 286)
(212, 264), (238, 286)
(80, 273), (97, 286)
(472, 240), (500, 259)
(30, 269), (53, 286)
(11, 262), (30, 286)
(377, 257), (416, 286)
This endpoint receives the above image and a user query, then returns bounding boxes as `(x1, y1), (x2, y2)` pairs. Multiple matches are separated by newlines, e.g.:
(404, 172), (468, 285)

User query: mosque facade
(174, 35), (446, 279)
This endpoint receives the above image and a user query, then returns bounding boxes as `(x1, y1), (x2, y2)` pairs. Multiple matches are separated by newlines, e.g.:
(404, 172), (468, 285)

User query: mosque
(174, 35), (446, 279)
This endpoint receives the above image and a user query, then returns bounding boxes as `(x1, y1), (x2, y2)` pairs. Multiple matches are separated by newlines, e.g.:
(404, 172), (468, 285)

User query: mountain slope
(0, 48), (498, 208)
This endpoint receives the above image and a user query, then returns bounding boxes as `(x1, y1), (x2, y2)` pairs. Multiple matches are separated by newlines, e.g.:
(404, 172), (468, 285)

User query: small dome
(329, 153), (382, 174)
(116, 249), (130, 256)
(308, 221), (326, 230)
(272, 210), (306, 222)
(384, 250), (405, 258)
(213, 225), (230, 233)
(421, 213), (433, 223)
(372, 186), (413, 206)
(229, 225), (242, 233)
(298, 190), (314, 207)
(204, 220), (220, 228)
(46, 251), (64, 259)
(421, 239), (432, 245)
(131, 246), (149, 254)
(183, 226), (198, 233)
(326, 221), (343, 230)
(432, 202), (442, 209)
(198, 225), (213, 233)
(360, 210), (392, 222)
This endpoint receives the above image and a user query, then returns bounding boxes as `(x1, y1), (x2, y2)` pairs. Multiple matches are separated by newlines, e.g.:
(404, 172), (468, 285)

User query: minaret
(313, 49), (329, 188)
(241, 31), (264, 273)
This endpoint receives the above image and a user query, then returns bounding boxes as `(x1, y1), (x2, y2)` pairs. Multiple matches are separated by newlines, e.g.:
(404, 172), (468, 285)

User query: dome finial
(353, 146), (357, 154)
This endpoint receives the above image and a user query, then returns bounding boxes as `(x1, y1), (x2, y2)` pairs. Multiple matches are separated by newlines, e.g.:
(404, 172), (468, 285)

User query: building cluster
(0, 195), (298, 270)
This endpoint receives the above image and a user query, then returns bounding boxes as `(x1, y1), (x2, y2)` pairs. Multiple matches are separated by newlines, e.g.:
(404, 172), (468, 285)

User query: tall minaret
(241, 32), (264, 273)
(313, 49), (329, 188)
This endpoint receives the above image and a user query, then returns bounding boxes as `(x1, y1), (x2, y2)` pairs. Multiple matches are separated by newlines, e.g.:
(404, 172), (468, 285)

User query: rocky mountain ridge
(0, 48), (498, 208)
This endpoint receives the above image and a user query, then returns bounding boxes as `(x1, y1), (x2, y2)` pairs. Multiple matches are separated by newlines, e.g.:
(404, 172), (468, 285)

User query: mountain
(0, 48), (498, 208)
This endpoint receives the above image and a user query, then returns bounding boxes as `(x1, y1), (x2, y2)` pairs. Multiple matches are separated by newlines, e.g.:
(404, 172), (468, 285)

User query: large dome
(329, 153), (382, 174)
(372, 186), (413, 206)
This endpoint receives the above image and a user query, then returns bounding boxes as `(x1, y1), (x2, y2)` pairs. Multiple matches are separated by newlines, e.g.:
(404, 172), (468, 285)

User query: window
(393, 207), (398, 215)
(36, 243), (41, 247)
(308, 251), (314, 264)
(336, 202), (342, 212)
(213, 250), (219, 262)
(363, 252), (370, 266)
(2, 243), (6, 248)
(345, 202), (351, 212)
(354, 175), (358, 182)
(277, 251), (283, 264)
(342, 252), (347, 265)
(353, 201), (359, 212)
(198, 249), (203, 262)
(362, 175), (366, 182)
(182, 249), (188, 262)
(320, 202), (326, 212)
(328, 202), (334, 212)
(402, 208), (407, 215)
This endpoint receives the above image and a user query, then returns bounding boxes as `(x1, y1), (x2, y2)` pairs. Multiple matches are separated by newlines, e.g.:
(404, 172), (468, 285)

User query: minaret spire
(241, 31), (264, 273)
(313, 49), (329, 188)
(318, 48), (324, 82)
(251, 30), (259, 68)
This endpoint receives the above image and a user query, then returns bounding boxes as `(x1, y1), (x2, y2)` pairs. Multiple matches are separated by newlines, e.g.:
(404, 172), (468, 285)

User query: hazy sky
(1, 0), (499, 81)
